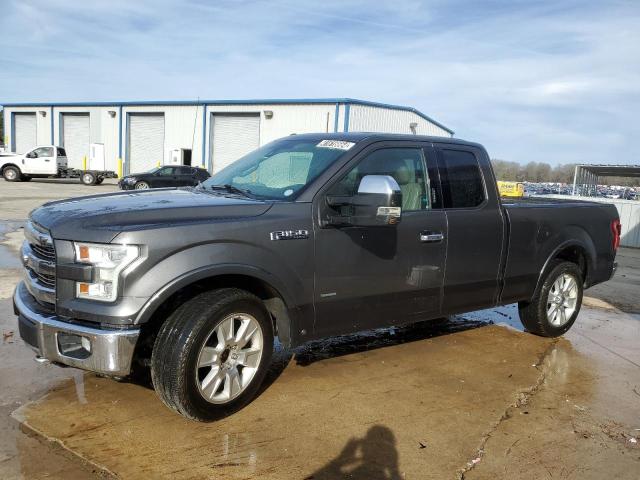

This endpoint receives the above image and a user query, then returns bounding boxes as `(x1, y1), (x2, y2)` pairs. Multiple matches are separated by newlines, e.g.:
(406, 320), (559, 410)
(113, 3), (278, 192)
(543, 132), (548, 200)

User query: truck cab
(1, 145), (68, 181)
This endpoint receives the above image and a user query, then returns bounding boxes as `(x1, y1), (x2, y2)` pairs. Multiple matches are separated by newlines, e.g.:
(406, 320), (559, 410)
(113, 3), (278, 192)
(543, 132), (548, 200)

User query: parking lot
(1, 180), (639, 479)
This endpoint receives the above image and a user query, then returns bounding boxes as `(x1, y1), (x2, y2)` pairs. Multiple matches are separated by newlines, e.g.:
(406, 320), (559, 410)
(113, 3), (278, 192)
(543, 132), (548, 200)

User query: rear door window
(437, 149), (485, 208)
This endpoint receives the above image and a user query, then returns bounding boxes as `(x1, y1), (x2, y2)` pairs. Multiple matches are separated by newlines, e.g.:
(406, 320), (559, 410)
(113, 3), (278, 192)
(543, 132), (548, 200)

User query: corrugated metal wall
(3, 101), (452, 176)
(348, 105), (452, 137)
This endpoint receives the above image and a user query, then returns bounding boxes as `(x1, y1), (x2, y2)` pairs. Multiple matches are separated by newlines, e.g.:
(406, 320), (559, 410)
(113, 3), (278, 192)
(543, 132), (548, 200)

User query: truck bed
(500, 196), (618, 304)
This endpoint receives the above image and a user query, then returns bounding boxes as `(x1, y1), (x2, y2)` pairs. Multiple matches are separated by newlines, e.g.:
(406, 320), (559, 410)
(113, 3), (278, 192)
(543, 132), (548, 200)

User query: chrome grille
(31, 243), (56, 261)
(22, 221), (56, 305)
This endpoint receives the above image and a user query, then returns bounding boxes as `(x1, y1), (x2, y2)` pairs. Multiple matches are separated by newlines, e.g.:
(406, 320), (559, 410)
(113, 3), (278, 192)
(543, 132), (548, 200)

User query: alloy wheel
(546, 273), (578, 326)
(195, 313), (263, 404)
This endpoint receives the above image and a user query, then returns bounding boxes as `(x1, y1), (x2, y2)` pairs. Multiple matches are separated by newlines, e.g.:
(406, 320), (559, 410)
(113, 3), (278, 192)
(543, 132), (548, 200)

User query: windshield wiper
(208, 184), (254, 198)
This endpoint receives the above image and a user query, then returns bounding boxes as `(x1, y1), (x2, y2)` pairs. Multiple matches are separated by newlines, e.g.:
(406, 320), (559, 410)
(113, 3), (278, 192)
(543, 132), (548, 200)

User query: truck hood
(30, 188), (273, 242)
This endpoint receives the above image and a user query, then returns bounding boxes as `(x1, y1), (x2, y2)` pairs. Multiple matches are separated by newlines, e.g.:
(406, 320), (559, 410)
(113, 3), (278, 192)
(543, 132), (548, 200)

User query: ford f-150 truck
(14, 133), (620, 421)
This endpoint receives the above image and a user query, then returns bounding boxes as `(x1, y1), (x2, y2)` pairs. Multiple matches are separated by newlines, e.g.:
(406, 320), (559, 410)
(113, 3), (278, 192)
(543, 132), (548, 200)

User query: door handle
(44, 159), (50, 162)
(420, 231), (444, 243)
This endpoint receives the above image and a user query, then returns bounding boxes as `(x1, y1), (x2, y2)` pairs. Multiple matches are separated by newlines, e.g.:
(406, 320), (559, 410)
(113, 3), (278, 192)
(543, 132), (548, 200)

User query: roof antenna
(410, 122), (418, 135)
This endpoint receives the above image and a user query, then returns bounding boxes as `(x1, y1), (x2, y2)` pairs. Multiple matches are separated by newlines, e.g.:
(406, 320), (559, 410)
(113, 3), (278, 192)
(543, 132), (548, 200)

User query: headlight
(73, 242), (139, 302)
(125, 177), (136, 184)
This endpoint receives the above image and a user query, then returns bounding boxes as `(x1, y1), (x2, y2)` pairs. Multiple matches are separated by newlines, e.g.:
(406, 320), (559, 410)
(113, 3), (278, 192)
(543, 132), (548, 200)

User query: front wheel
(134, 181), (149, 189)
(518, 260), (583, 337)
(151, 288), (274, 421)
(3, 166), (22, 182)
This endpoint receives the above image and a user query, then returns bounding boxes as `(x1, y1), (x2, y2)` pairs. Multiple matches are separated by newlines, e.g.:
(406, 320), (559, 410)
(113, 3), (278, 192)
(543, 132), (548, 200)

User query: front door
(25, 147), (55, 175)
(154, 166), (178, 187)
(313, 143), (447, 338)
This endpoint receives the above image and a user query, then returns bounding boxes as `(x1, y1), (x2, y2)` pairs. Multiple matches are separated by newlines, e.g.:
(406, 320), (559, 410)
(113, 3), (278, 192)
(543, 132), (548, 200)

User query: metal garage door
(210, 114), (260, 173)
(128, 114), (165, 173)
(61, 113), (90, 169)
(13, 113), (37, 153)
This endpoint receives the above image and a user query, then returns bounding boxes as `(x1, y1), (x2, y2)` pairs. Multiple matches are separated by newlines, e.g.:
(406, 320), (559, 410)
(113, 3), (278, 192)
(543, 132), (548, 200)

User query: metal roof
(576, 164), (640, 177)
(0, 97), (454, 134)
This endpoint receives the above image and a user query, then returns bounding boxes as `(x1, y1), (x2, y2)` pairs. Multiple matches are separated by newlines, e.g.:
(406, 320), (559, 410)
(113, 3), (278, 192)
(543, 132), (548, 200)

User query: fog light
(57, 333), (92, 359)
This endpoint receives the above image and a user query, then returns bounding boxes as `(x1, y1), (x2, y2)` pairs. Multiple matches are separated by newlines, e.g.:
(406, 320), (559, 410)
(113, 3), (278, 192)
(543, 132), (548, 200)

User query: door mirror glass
(326, 175), (402, 226)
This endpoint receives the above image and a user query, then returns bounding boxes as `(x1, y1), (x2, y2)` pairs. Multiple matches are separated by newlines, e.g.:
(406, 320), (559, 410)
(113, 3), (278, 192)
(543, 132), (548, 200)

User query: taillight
(611, 219), (621, 251)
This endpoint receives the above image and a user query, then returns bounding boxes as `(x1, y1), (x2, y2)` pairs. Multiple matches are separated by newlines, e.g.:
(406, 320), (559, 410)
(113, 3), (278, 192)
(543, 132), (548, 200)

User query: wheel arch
(534, 239), (594, 295)
(2, 163), (21, 173)
(134, 266), (297, 357)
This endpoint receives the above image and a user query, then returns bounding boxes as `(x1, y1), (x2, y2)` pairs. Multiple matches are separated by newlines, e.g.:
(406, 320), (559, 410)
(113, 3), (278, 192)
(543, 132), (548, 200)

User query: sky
(1, 0), (638, 165)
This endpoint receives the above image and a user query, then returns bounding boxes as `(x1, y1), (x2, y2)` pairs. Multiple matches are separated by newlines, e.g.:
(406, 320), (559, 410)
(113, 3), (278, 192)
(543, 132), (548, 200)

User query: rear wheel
(2, 166), (21, 182)
(151, 288), (274, 421)
(134, 181), (150, 189)
(95, 177), (104, 185)
(518, 260), (583, 337)
(80, 172), (97, 185)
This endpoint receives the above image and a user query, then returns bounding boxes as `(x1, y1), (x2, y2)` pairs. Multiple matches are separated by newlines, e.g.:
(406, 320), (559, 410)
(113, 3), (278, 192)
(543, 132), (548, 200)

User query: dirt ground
(0, 180), (638, 479)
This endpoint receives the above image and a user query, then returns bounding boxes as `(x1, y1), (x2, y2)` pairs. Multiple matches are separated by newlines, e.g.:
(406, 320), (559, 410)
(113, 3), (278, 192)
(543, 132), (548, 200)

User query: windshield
(201, 138), (353, 200)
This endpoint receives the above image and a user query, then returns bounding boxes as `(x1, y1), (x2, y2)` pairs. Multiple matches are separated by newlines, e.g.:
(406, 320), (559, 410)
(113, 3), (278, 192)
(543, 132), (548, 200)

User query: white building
(1, 98), (453, 175)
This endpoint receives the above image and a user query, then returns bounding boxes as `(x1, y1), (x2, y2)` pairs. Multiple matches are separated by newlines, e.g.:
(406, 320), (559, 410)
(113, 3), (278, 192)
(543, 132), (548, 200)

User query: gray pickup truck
(14, 133), (620, 421)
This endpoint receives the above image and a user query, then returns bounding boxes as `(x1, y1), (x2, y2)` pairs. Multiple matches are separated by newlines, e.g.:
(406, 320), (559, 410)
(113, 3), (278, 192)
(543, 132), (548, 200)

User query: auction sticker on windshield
(317, 140), (355, 150)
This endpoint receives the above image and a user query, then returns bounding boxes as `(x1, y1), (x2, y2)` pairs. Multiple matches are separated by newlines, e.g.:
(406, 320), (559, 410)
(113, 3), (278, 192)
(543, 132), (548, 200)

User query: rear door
(434, 144), (505, 313)
(313, 142), (447, 337)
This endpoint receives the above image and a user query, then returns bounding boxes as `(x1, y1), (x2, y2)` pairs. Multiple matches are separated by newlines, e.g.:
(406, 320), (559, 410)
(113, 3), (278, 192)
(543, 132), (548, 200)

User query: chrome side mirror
(325, 175), (402, 227)
(357, 175), (402, 225)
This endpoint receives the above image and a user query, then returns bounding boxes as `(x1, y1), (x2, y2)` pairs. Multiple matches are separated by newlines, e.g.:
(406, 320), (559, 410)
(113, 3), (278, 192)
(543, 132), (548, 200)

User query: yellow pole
(157, 161), (161, 168)
(117, 158), (123, 178)
(82, 156), (87, 170)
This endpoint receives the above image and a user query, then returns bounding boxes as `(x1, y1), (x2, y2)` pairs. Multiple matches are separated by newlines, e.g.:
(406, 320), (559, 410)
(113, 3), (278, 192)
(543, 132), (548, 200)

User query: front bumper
(13, 281), (139, 377)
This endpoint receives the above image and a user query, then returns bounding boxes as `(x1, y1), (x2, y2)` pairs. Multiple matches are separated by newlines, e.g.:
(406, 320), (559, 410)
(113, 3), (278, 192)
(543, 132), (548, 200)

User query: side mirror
(326, 175), (402, 227)
(26, 152), (36, 158)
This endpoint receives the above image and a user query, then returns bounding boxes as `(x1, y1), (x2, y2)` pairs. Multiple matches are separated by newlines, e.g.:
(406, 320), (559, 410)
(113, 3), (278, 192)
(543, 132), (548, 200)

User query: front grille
(23, 221), (56, 303)
(31, 243), (55, 261)
(34, 270), (56, 288)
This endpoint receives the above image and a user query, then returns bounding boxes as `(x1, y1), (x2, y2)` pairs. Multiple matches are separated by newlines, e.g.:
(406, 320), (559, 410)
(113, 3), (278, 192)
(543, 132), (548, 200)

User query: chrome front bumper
(14, 282), (139, 377)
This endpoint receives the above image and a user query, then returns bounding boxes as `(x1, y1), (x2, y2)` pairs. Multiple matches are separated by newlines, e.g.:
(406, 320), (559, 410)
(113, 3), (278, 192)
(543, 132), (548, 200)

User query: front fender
(134, 262), (296, 325)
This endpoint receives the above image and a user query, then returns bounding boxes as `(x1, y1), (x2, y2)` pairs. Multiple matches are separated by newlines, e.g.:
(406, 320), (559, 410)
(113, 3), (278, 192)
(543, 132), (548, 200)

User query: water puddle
(0, 221), (23, 269)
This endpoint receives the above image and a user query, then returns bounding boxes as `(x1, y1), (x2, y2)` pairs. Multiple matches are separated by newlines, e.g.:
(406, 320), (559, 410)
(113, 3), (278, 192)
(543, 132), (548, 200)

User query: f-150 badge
(270, 230), (309, 241)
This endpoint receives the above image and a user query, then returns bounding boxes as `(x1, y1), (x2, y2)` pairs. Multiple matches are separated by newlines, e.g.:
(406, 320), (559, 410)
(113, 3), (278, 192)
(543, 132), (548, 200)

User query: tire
(95, 177), (104, 185)
(151, 288), (274, 421)
(80, 172), (97, 185)
(518, 260), (583, 337)
(2, 166), (21, 182)
(134, 181), (150, 190)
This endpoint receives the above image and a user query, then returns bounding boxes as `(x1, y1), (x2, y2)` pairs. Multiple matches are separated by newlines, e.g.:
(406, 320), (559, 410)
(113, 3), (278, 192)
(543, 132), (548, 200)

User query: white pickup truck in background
(1, 145), (116, 185)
